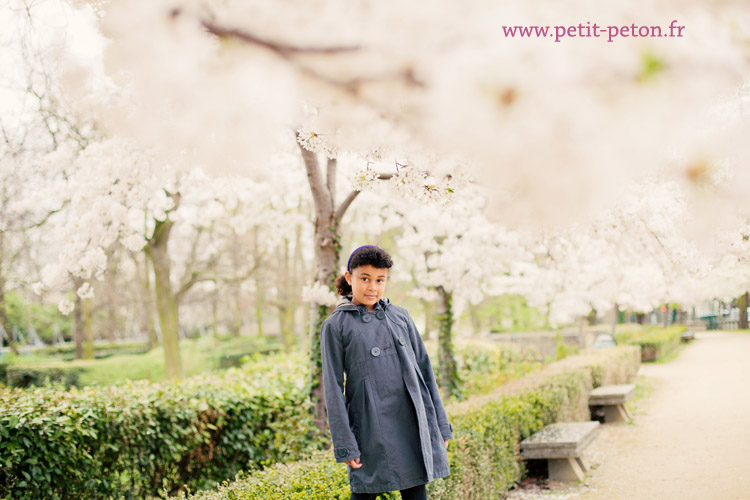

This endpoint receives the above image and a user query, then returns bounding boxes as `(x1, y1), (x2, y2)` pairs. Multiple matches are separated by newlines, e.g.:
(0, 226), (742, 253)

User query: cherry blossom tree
(391, 191), (529, 398)
(86, 0), (750, 228)
(0, 0), (96, 353)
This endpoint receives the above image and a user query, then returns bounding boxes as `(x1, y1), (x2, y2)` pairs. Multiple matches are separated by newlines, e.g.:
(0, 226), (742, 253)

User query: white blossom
(76, 282), (95, 300)
(301, 282), (339, 307)
(31, 282), (45, 296)
(58, 298), (74, 316)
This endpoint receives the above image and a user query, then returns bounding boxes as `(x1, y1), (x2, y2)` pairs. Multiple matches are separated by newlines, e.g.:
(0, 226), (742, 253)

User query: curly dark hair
(335, 246), (394, 296)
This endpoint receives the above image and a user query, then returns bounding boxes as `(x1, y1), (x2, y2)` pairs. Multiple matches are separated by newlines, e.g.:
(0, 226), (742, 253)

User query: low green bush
(0, 351), (324, 500)
(445, 340), (540, 399)
(616, 325), (686, 362)
(5, 364), (85, 389)
(180, 346), (640, 500)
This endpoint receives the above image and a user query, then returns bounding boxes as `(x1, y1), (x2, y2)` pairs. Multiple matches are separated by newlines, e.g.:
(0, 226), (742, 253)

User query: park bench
(588, 384), (635, 423)
(519, 421), (599, 482)
(681, 330), (695, 343)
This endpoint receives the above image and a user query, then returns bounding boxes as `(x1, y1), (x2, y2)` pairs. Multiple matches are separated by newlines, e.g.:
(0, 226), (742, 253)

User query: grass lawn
(1, 335), (280, 387)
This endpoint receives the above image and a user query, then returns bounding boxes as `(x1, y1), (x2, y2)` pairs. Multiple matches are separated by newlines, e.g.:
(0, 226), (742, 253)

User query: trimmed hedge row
(616, 325), (686, 362)
(179, 346), (641, 500)
(0, 351), (323, 500)
(0, 341), (538, 499)
(427, 339), (540, 401)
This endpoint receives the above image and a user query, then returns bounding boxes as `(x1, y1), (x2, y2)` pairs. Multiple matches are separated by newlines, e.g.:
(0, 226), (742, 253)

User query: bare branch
(334, 190), (360, 225)
(201, 19), (360, 56)
(333, 172), (392, 224)
(296, 131), (333, 216)
(326, 157), (336, 207)
(200, 18), (424, 99)
(11, 200), (70, 232)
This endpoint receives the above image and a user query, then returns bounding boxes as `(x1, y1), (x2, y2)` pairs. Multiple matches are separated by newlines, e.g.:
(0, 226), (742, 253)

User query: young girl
(321, 246), (453, 500)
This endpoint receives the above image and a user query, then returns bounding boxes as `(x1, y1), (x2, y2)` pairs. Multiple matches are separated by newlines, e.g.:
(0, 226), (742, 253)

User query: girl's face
(345, 265), (388, 311)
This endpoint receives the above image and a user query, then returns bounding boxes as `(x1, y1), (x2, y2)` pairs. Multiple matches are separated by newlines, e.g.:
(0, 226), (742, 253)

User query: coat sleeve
(320, 317), (361, 462)
(406, 312), (454, 441)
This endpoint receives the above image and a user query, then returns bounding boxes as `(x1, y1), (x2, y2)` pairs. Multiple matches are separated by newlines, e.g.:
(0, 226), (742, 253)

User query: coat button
(362, 315), (372, 323)
(376, 310), (385, 320)
(398, 337), (405, 346)
(371, 347), (381, 357)
(336, 447), (349, 458)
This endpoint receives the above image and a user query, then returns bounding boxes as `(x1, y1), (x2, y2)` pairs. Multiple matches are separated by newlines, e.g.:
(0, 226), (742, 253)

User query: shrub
(180, 346), (640, 500)
(0, 351), (324, 500)
(425, 340), (541, 401)
(5, 364), (85, 389)
(616, 325), (686, 362)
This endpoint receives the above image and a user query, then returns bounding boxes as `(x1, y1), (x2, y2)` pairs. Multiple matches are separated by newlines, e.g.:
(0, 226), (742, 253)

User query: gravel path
(506, 331), (750, 500)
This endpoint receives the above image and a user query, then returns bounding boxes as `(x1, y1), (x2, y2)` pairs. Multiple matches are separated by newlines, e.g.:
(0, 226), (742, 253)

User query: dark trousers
(350, 483), (427, 500)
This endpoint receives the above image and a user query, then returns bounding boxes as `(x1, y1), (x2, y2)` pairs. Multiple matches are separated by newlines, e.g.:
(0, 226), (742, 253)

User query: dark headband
(346, 245), (383, 272)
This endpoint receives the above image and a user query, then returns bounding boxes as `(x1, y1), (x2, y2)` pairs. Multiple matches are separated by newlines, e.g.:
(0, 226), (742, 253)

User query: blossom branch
(201, 19), (361, 56)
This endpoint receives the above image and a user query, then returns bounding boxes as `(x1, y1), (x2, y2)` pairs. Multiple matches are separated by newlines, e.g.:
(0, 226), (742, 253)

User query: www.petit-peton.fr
(502, 20), (685, 43)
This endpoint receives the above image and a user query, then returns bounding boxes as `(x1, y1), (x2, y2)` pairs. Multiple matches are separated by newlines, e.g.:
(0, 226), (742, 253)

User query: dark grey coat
(321, 298), (453, 494)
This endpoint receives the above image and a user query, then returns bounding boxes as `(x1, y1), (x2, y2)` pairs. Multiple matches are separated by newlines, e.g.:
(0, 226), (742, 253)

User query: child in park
(321, 246), (453, 500)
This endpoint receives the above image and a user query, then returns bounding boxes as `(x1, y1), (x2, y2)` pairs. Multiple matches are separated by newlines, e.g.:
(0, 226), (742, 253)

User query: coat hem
(349, 468), (451, 494)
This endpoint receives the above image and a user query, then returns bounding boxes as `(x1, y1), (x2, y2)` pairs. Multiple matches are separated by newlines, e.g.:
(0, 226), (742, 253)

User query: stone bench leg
(604, 403), (632, 423)
(548, 457), (585, 482)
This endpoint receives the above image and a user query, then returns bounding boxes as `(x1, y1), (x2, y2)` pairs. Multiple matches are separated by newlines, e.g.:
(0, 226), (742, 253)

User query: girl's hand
(444, 440), (449, 449)
(346, 458), (363, 469)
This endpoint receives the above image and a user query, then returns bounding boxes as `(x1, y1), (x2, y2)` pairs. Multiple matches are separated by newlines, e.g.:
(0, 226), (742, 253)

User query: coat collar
(335, 296), (390, 312)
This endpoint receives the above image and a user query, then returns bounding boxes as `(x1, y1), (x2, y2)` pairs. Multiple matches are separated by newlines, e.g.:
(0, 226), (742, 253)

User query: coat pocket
(350, 410), (361, 446)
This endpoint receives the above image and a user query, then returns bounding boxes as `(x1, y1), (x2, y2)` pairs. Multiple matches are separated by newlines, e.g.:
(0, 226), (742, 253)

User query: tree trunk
(0, 234), (19, 355)
(635, 312), (646, 324)
(278, 237), (296, 351)
(72, 279), (94, 359)
(253, 227), (265, 338)
(255, 280), (265, 338)
(212, 291), (219, 337)
(134, 252), (158, 349)
(420, 298), (434, 340)
(436, 286), (460, 400)
(739, 292), (748, 329)
(297, 136), (392, 433)
(308, 204), (340, 434)
(82, 299), (94, 359)
(146, 217), (183, 379)
(587, 308), (597, 326)
(277, 234), (301, 352)
(231, 284), (242, 337)
(73, 301), (83, 359)
(469, 303), (481, 336)
(298, 137), (349, 435)
(610, 303), (619, 335)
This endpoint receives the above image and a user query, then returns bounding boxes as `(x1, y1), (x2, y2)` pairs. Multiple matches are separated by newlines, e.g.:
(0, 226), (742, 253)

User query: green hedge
(427, 340), (540, 401)
(5, 364), (86, 389)
(0, 341), (540, 499)
(0, 351), (324, 500)
(179, 346), (640, 500)
(616, 325), (686, 362)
